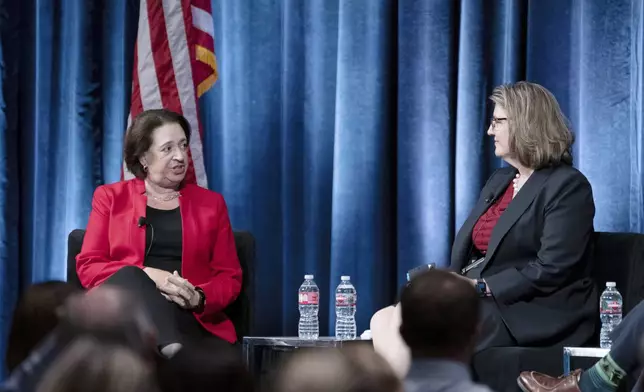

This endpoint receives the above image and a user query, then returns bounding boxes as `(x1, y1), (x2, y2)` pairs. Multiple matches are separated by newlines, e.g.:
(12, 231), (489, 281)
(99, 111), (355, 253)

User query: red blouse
(472, 184), (514, 253)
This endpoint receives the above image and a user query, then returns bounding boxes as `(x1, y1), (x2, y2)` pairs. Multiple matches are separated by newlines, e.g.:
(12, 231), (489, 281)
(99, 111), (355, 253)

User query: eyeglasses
(491, 117), (507, 129)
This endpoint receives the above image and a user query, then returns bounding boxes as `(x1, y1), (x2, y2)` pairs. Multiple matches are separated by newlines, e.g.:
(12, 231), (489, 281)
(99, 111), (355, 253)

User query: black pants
(608, 299), (644, 375)
(103, 266), (232, 350)
(476, 297), (516, 352)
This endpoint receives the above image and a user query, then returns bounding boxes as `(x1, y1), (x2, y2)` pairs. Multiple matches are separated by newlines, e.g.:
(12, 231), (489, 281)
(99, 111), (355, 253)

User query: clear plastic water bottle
(600, 282), (623, 349)
(298, 274), (319, 339)
(335, 276), (357, 340)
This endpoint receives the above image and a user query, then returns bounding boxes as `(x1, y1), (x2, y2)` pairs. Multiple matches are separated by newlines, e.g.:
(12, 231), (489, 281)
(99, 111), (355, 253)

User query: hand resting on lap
(143, 268), (200, 309)
(143, 267), (173, 287)
(159, 271), (201, 310)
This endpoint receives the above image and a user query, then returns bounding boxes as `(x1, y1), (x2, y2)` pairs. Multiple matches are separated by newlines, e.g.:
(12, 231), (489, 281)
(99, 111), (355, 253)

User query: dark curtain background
(1, 0), (643, 376)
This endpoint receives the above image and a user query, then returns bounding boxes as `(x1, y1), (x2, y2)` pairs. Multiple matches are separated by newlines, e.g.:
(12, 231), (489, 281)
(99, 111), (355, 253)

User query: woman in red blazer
(76, 109), (242, 357)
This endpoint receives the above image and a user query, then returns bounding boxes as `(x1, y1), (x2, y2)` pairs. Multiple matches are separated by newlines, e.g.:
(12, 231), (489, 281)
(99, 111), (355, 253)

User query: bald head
(276, 346), (401, 392)
(63, 286), (134, 328)
(58, 286), (156, 357)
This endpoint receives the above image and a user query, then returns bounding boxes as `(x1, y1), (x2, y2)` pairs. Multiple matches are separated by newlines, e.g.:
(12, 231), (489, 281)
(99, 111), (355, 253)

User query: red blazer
(76, 178), (242, 343)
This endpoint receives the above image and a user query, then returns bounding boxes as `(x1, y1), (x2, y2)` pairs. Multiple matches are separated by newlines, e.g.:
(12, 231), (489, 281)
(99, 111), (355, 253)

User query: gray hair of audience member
(57, 285), (157, 360)
(399, 269), (480, 360)
(275, 345), (402, 392)
(36, 336), (159, 392)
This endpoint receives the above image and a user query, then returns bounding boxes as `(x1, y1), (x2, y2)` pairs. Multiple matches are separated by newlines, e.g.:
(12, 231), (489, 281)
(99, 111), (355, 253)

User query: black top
(144, 206), (183, 275)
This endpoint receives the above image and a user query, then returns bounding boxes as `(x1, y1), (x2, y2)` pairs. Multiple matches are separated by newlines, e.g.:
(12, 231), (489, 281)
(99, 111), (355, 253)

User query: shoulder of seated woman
(544, 164), (590, 189)
(181, 183), (225, 203)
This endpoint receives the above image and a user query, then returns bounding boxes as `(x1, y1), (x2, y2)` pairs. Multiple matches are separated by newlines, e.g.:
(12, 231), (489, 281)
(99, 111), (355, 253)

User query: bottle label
(335, 293), (356, 306)
(299, 292), (319, 305)
(601, 300), (622, 314)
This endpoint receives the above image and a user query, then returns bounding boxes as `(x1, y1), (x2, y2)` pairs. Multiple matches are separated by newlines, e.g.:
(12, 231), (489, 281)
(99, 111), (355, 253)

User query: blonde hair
(490, 81), (573, 169)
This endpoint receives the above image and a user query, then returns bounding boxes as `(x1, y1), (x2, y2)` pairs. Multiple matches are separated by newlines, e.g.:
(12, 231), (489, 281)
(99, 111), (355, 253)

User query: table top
(563, 347), (610, 357)
(242, 336), (372, 348)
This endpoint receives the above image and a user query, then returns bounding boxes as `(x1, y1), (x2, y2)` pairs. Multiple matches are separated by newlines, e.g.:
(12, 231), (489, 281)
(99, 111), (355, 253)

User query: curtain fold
(3, 1), (644, 374)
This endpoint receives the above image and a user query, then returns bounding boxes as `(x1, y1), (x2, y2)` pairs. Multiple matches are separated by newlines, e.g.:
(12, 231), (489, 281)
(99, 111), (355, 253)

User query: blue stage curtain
(2, 0), (644, 375)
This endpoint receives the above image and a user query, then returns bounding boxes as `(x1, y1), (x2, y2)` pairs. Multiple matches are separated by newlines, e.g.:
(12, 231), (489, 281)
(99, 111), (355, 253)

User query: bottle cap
(606, 281), (616, 287)
(341, 275), (350, 281)
(304, 274), (314, 280)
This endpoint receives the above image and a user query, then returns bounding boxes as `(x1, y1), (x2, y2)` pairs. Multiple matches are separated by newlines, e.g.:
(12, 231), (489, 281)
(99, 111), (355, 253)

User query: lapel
(451, 168), (516, 270)
(131, 179), (148, 264)
(481, 167), (554, 271)
(178, 184), (195, 276)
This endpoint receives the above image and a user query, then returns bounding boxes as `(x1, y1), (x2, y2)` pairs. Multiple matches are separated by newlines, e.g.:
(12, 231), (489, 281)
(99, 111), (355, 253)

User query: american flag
(122, 0), (218, 187)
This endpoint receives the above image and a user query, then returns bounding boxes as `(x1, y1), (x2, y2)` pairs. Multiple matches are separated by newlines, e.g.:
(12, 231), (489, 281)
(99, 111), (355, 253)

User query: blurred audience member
(157, 341), (252, 392)
(5, 281), (80, 372)
(275, 345), (402, 392)
(57, 285), (157, 361)
(1, 286), (155, 392)
(399, 269), (492, 392)
(36, 337), (158, 392)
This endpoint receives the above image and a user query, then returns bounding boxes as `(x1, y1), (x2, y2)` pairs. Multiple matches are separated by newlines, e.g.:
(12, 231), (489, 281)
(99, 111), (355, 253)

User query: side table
(563, 347), (609, 375)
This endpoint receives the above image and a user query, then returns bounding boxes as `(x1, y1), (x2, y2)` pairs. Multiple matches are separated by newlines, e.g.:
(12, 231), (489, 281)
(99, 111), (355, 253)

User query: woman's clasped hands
(160, 271), (201, 309)
(143, 267), (201, 310)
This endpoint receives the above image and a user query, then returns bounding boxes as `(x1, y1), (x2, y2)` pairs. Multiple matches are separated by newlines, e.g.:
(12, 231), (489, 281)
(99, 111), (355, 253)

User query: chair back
(66, 229), (255, 341)
(226, 231), (255, 340)
(67, 229), (85, 289)
(592, 231), (644, 315)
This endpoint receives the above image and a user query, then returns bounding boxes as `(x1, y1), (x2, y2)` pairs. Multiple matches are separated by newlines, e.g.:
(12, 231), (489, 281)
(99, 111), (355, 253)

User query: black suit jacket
(451, 165), (598, 346)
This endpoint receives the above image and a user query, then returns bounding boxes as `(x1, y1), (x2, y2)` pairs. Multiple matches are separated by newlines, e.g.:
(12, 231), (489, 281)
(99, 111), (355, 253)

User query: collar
(407, 359), (472, 380)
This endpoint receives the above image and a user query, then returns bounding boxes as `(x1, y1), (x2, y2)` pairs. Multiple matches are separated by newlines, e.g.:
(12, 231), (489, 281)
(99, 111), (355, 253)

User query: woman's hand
(450, 271), (477, 287)
(143, 267), (173, 287)
(159, 271), (201, 310)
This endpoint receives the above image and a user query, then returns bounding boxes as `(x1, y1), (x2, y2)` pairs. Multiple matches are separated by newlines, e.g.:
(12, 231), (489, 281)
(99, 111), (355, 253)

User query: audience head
(275, 345), (402, 392)
(157, 342), (253, 392)
(488, 81), (573, 169)
(123, 109), (191, 187)
(57, 285), (157, 361)
(5, 281), (81, 371)
(36, 336), (159, 392)
(399, 269), (480, 361)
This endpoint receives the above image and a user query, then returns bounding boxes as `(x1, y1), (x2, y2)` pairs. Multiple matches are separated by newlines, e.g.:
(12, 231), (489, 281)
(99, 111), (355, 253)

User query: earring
(143, 165), (148, 172)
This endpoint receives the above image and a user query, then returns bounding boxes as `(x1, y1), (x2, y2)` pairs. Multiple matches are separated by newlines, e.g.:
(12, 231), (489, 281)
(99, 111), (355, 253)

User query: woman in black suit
(371, 81), (597, 374)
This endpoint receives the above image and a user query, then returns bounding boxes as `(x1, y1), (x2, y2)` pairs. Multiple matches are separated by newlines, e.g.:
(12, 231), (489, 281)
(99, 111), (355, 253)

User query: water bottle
(298, 274), (319, 339)
(599, 282), (623, 349)
(335, 276), (357, 340)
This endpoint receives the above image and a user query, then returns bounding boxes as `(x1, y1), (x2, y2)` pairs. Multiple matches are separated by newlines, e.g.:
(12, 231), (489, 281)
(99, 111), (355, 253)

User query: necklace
(512, 173), (521, 192)
(512, 172), (531, 195)
(145, 191), (180, 202)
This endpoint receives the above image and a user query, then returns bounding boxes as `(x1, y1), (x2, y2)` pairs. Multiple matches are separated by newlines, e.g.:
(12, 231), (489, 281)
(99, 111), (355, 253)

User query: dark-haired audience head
(5, 281), (81, 372)
(36, 336), (159, 392)
(157, 342), (253, 392)
(399, 269), (480, 362)
(57, 285), (157, 361)
(123, 109), (191, 188)
(275, 345), (402, 392)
